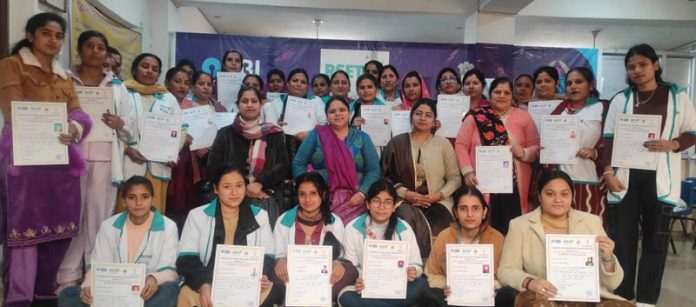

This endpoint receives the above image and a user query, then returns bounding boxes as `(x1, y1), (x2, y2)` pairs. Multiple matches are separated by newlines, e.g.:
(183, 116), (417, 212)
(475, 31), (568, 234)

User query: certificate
(282, 96), (316, 136)
(267, 92), (282, 102)
(446, 244), (495, 306)
(361, 239), (409, 299)
(361, 105), (391, 146)
(611, 114), (662, 170)
(540, 115), (581, 164)
(211, 245), (265, 307)
(213, 112), (237, 130)
(285, 245), (332, 307)
(476, 146), (513, 193)
(528, 100), (563, 131)
(11, 101), (69, 166)
(182, 106), (216, 150)
(545, 234), (600, 302)
(390, 110), (411, 136)
(138, 112), (182, 163)
(91, 263), (146, 307)
(76, 86), (114, 142)
(217, 72), (245, 111)
(435, 94), (470, 138)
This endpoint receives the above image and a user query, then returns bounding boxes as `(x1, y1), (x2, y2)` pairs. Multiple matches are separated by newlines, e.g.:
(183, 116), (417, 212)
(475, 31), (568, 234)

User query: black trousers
(421, 286), (517, 307)
(490, 187), (522, 235)
(607, 170), (671, 304)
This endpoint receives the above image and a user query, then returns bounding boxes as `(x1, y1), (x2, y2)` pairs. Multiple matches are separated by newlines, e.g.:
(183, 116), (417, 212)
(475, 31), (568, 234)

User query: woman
(349, 74), (385, 128)
(397, 71), (432, 111)
(498, 170), (631, 307)
(462, 68), (488, 110)
(602, 43), (696, 306)
(121, 53), (182, 213)
(364, 60), (383, 80)
(57, 176), (180, 307)
(191, 71), (226, 112)
(377, 65), (402, 107)
(545, 67), (608, 224)
(331, 70), (352, 102)
(455, 77), (540, 235)
(533, 66), (561, 101)
(57, 30), (131, 290)
(266, 68), (286, 93)
(243, 74), (264, 95)
(381, 99), (461, 238)
(435, 67), (462, 95)
(422, 186), (515, 307)
(312, 73), (331, 103)
(176, 165), (281, 307)
(513, 74), (534, 110)
(292, 96), (380, 224)
(208, 86), (289, 227)
(221, 49), (243, 73)
(273, 172), (359, 299)
(0, 12), (93, 305)
(339, 179), (427, 306)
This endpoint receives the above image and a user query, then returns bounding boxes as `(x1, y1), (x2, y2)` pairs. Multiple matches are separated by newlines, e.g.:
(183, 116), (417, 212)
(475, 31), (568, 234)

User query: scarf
(469, 106), (510, 146)
(123, 79), (168, 95)
(231, 115), (283, 181)
(399, 74), (432, 110)
(381, 133), (417, 191)
(315, 125), (359, 193)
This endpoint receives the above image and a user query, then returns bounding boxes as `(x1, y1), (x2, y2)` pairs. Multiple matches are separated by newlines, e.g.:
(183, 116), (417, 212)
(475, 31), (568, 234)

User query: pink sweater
(455, 108), (540, 213)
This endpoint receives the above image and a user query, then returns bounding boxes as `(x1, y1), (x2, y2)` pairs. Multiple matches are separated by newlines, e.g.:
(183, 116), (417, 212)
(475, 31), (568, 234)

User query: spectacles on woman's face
(369, 198), (395, 208)
(440, 76), (458, 83)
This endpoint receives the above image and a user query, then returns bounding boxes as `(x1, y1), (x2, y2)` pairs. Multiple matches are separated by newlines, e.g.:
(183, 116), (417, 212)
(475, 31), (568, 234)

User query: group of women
(1, 11), (695, 307)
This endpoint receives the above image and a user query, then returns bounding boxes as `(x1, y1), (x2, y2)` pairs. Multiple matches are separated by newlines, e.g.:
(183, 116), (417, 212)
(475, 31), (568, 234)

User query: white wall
(168, 2), (216, 34)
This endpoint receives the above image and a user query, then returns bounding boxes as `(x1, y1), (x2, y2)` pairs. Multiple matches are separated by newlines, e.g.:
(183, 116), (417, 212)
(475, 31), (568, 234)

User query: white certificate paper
(138, 112), (182, 163)
(282, 96), (316, 136)
(362, 239), (409, 299)
(75, 86), (114, 142)
(390, 110), (412, 136)
(476, 146), (513, 193)
(545, 234), (600, 302)
(213, 112), (237, 130)
(446, 244), (495, 306)
(528, 100), (563, 131)
(211, 245), (264, 307)
(436, 94), (470, 138)
(540, 115), (581, 164)
(286, 245), (332, 307)
(91, 263), (146, 307)
(11, 101), (69, 166)
(217, 72), (245, 111)
(182, 106), (216, 150)
(267, 92), (282, 102)
(611, 114), (662, 170)
(361, 105), (391, 146)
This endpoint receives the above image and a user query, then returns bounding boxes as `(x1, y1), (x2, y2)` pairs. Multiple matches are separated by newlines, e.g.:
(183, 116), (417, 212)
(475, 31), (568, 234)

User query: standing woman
(312, 73), (331, 104)
(435, 67), (462, 95)
(0, 12), (93, 305)
(397, 71), (432, 111)
(121, 52), (182, 213)
(364, 60), (383, 80)
(455, 77), (540, 235)
(513, 74), (534, 110)
(330, 70), (352, 103)
(377, 65), (402, 107)
(349, 74), (385, 128)
(266, 68), (286, 94)
(292, 96), (380, 224)
(243, 74), (264, 96)
(221, 49), (244, 73)
(602, 43), (696, 306)
(191, 71), (226, 112)
(462, 68), (488, 110)
(532, 66), (561, 101)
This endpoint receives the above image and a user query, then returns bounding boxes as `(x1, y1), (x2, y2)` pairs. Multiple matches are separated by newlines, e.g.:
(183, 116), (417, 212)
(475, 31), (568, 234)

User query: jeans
(57, 281), (180, 307)
(338, 277), (427, 307)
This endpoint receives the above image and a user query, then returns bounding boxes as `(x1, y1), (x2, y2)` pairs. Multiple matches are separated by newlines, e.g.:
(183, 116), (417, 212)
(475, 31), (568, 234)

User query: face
(380, 68), (398, 92)
(237, 89), (262, 121)
(490, 82), (513, 113)
(534, 71), (558, 99)
(463, 75), (483, 97)
(626, 54), (659, 87)
(403, 76), (422, 101)
(181, 65), (194, 78)
(367, 191), (396, 224)
(223, 52), (242, 72)
(243, 77), (261, 92)
(365, 63), (379, 78)
(214, 171), (246, 209)
(108, 54), (122, 75)
(268, 74), (285, 92)
(28, 21), (64, 58)
(312, 77), (329, 97)
(439, 71), (460, 94)
(357, 79), (377, 103)
(166, 71), (190, 101)
(78, 37), (107, 68)
(454, 195), (487, 231)
(134, 56), (160, 86)
(565, 71), (592, 104)
(287, 73), (308, 97)
(411, 103), (435, 133)
(297, 182), (322, 215)
(193, 74), (213, 101)
(539, 178), (573, 218)
(331, 73), (350, 97)
(326, 100), (349, 129)
(124, 184), (153, 220)
(514, 76), (533, 102)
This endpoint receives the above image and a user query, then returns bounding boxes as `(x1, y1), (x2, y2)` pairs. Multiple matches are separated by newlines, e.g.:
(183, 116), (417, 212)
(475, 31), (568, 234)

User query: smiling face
(539, 178), (573, 219)
(357, 78), (377, 103)
(134, 56), (161, 86)
(298, 181), (323, 216)
(367, 191), (396, 224)
(439, 71), (460, 94)
(463, 74), (483, 98)
(565, 71), (591, 104)
(626, 54), (659, 88)
(78, 37), (107, 69)
(166, 71), (191, 102)
(312, 77), (330, 97)
(411, 103), (435, 133)
(326, 99), (350, 130)
(331, 73), (350, 98)
(454, 195), (487, 232)
(287, 72), (308, 97)
(237, 89), (262, 121)
(193, 74), (213, 101)
(28, 21), (65, 59)
(214, 171), (246, 209)
(534, 71), (558, 99)
(124, 184), (153, 220)
(514, 76), (533, 103)
(268, 74), (285, 92)
(490, 82), (513, 113)
(403, 76), (422, 101)
(380, 68), (398, 93)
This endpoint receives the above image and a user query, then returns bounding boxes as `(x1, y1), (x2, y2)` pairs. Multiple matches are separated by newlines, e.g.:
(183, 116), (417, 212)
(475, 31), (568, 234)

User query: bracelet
(601, 256), (615, 264)
(522, 277), (533, 290)
(602, 170), (613, 177)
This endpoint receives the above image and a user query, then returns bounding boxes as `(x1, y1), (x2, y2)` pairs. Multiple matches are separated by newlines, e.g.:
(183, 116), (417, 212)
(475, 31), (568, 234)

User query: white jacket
(558, 99), (604, 184)
(273, 206), (345, 259)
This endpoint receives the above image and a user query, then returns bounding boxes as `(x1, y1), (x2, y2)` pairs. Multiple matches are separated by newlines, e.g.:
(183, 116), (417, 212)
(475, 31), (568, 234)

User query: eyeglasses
(369, 198), (395, 208)
(413, 111), (434, 118)
(440, 77), (458, 83)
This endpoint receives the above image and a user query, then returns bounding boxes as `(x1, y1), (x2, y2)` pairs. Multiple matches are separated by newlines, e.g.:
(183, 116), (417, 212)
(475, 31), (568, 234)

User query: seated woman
(422, 186), (516, 307)
(273, 172), (359, 300)
(176, 165), (281, 307)
(339, 179), (427, 307)
(57, 176), (180, 307)
(497, 170), (631, 307)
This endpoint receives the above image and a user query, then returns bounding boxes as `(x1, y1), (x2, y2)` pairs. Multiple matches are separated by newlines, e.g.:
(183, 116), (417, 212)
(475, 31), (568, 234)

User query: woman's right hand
(404, 191), (425, 207)
(464, 172), (478, 187)
(352, 117), (366, 127)
(443, 285), (451, 297)
(274, 258), (289, 284)
(355, 277), (365, 293)
(601, 173), (625, 192)
(80, 287), (93, 305)
(527, 278), (558, 299)
(125, 147), (148, 164)
(198, 283), (213, 307)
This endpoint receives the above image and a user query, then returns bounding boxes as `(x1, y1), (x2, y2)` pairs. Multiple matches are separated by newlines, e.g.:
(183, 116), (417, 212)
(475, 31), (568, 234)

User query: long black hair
(130, 53), (162, 81)
(221, 49), (243, 72)
(451, 186), (490, 236)
(121, 175), (155, 198)
(77, 30), (109, 52)
(462, 68), (487, 99)
(366, 179), (399, 241)
(295, 172), (343, 259)
(11, 12), (67, 55)
(624, 43), (664, 87)
(350, 74), (379, 124)
(435, 67), (461, 93)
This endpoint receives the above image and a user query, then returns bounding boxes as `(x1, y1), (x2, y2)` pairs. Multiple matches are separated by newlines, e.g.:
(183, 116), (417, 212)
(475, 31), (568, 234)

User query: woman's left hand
(347, 192), (365, 206)
(576, 147), (597, 160)
(510, 144), (525, 160)
(423, 192), (443, 204)
(194, 147), (209, 158)
(406, 267), (418, 282)
(165, 161), (178, 168)
(352, 117), (366, 127)
(330, 260), (345, 285)
(140, 275), (158, 300)
(58, 122), (79, 145)
(246, 182), (264, 198)
(596, 236), (615, 261)
(295, 131), (309, 141)
(260, 275), (271, 291)
(644, 139), (679, 152)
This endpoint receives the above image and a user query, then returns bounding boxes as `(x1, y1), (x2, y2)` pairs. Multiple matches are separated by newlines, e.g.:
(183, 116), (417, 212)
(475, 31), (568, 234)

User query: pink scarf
(230, 115), (282, 181)
(398, 74), (432, 110)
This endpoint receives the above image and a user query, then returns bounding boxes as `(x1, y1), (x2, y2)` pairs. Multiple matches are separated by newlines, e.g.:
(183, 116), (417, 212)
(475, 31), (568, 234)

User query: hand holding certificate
(446, 244), (495, 306)
(540, 115), (580, 164)
(285, 245), (332, 307)
(138, 112), (182, 163)
(390, 110), (411, 136)
(11, 101), (69, 166)
(182, 106), (217, 150)
(475, 146), (513, 193)
(611, 114), (662, 170)
(361, 105), (391, 146)
(545, 234), (600, 302)
(282, 96), (316, 136)
(91, 263), (146, 307)
(211, 245), (265, 307)
(435, 94), (470, 138)
(528, 100), (563, 131)
(361, 239), (409, 299)
(75, 86), (114, 142)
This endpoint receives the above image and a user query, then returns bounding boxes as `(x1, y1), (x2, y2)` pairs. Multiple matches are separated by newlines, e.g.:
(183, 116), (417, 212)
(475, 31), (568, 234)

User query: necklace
(634, 90), (656, 108)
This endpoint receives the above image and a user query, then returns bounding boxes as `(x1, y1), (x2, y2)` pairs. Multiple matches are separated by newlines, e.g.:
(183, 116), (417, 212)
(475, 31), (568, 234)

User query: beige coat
(497, 208), (626, 301)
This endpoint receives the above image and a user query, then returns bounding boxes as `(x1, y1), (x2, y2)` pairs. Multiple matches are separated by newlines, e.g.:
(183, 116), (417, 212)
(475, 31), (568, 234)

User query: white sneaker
(636, 303), (655, 307)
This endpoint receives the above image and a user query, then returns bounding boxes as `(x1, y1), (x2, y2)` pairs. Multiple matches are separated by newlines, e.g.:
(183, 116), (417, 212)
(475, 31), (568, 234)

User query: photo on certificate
(91, 263), (146, 307)
(361, 239), (409, 299)
(211, 245), (265, 307)
(285, 245), (332, 307)
(446, 244), (495, 306)
(545, 234), (600, 302)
